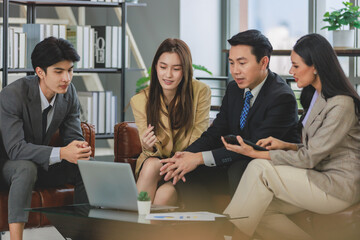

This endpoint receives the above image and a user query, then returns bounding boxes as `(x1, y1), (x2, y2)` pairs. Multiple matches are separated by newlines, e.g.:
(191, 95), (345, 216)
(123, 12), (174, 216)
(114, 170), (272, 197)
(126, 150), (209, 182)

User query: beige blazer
(270, 95), (360, 203)
(130, 79), (211, 177)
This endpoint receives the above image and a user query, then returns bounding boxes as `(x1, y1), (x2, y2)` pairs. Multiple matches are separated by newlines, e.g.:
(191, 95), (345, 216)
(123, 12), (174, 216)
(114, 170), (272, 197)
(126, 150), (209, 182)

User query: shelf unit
(1, 0), (146, 139)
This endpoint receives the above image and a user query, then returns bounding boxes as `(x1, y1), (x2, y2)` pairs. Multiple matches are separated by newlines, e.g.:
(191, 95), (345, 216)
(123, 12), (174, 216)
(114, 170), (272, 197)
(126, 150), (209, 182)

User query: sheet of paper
(146, 211), (226, 221)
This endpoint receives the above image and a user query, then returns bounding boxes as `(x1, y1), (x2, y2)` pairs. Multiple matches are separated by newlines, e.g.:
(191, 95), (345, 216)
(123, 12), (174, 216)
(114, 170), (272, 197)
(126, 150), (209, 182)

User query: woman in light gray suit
(221, 33), (360, 240)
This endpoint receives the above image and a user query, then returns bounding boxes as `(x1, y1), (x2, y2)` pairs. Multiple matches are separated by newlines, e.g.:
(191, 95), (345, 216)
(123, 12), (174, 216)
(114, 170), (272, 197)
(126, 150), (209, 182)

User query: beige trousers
(223, 159), (351, 240)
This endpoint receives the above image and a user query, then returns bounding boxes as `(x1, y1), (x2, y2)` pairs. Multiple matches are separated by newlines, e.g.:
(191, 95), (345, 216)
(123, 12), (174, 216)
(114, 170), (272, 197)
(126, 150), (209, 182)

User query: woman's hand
(256, 137), (297, 151)
(141, 124), (157, 151)
(221, 135), (257, 158)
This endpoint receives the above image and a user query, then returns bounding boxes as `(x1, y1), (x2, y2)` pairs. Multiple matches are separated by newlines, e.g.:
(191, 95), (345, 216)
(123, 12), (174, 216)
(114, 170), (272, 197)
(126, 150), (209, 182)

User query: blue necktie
(240, 91), (253, 130)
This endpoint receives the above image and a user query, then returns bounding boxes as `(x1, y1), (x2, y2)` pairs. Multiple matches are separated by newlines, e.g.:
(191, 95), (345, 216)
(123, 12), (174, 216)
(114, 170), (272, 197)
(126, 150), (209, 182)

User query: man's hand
(60, 140), (92, 164)
(160, 152), (204, 185)
(221, 136), (270, 160)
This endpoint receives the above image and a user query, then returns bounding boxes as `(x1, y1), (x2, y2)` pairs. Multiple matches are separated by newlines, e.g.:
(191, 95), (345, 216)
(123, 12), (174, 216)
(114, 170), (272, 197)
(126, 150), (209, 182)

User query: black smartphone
(223, 135), (268, 151)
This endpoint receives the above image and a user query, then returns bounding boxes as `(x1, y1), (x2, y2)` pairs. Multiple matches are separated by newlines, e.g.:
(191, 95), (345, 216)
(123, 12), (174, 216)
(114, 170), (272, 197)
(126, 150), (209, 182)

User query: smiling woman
(130, 38), (211, 206)
(156, 52), (183, 104)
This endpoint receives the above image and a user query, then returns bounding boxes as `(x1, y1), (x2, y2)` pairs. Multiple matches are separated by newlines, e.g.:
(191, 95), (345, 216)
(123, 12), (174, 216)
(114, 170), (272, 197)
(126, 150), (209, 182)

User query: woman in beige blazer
(130, 38), (211, 206)
(221, 33), (360, 239)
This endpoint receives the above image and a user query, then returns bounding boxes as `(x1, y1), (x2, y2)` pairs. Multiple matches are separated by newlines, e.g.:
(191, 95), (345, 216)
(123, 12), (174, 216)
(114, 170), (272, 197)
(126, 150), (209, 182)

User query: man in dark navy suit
(160, 30), (300, 211)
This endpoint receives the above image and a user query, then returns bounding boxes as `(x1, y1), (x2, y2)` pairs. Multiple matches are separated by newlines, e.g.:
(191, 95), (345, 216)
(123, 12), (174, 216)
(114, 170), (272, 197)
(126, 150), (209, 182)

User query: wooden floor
(2, 227), (63, 240)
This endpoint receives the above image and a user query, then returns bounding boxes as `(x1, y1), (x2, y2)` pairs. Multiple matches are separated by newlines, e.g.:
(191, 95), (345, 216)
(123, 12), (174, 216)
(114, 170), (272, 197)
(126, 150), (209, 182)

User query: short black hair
(31, 37), (80, 72)
(228, 29), (273, 68)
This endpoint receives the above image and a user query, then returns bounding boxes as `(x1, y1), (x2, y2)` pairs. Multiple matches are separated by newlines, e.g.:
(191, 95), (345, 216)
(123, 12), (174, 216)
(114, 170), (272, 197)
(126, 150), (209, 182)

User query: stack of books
(78, 91), (118, 134)
(0, 24), (130, 70)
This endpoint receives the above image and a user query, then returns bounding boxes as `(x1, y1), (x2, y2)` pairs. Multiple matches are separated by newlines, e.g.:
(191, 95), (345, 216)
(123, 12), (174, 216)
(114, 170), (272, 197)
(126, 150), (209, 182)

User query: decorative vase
(332, 30), (355, 48)
(137, 200), (151, 215)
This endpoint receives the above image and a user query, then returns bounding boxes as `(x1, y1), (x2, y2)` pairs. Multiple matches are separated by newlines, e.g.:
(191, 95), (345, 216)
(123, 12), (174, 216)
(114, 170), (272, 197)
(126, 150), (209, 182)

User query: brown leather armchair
(0, 122), (95, 232)
(114, 121), (360, 240)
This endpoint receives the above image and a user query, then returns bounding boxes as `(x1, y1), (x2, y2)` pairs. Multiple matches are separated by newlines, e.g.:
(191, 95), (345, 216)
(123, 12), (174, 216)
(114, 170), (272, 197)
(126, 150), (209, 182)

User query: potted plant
(321, 1), (360, 48)
(136, 64), (213, 93)
(137, 191), (151, 215)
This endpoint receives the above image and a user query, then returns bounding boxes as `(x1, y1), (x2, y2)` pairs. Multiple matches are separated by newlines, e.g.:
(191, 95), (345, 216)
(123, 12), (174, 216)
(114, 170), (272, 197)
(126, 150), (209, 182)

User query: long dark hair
(145, 38), (194, 135)
(294, 33), (360, 116)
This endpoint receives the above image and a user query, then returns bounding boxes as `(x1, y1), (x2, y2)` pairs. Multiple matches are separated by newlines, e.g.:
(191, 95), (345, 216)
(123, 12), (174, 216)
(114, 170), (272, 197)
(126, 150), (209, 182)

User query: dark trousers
(1, 159), (88, 223)
(176, 159), (251, 212)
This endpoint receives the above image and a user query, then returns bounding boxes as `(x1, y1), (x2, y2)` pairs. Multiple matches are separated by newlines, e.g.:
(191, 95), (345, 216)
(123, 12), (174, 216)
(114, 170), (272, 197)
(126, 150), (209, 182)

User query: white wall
(179, 0), (221, 76)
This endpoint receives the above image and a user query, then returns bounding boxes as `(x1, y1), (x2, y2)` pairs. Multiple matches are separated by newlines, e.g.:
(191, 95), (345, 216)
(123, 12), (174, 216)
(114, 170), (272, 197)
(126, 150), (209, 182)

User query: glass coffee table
(27, 204), (235, 240)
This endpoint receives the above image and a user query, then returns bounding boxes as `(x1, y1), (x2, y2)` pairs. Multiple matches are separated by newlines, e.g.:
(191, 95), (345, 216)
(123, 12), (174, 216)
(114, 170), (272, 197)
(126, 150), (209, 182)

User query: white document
(146, 211), (226, 221)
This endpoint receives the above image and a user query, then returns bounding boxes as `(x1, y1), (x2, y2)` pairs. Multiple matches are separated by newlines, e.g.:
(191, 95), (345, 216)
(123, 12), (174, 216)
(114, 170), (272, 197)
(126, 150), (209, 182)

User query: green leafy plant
(321, 1), (360, 30)
(137, 191), (151, 201)
(135, 64), (213, 93)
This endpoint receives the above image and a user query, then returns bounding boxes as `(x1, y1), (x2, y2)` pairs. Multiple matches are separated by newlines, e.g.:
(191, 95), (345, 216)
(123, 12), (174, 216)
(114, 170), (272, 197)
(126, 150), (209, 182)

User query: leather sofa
(0, 122), (95, 232)
(114, 121), (360, 240)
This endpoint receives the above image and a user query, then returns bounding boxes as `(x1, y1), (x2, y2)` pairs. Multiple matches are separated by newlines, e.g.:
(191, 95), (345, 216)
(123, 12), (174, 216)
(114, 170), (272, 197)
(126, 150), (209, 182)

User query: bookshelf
(1, 0), (146, 139)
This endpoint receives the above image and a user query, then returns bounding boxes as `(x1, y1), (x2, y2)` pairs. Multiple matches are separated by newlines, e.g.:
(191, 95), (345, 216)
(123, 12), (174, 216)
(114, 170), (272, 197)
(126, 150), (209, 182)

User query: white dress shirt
(203, 74), (268, 167)
(39, 85), (61, 165)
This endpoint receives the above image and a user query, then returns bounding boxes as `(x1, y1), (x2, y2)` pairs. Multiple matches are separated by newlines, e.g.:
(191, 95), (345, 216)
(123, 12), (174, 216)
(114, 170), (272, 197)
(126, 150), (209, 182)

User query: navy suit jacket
(0, 75), (84, 170)
(186, 70), (300, 166)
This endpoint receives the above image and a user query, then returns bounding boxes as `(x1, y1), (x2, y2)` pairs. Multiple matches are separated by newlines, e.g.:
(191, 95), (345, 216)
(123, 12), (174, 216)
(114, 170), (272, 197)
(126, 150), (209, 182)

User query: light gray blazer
(0, 75), (84, 171)
(270, 94), (360, 204)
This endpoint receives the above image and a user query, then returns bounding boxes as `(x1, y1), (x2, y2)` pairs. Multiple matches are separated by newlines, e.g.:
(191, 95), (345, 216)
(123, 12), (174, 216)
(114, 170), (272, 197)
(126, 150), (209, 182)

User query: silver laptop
(78, 160), (177, 211)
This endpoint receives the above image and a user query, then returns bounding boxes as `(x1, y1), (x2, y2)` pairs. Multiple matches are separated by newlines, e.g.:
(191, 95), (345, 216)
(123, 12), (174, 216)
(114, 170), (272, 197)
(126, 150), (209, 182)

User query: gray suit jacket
(0, 75), (84, 170)
(270, 95), (360, 203)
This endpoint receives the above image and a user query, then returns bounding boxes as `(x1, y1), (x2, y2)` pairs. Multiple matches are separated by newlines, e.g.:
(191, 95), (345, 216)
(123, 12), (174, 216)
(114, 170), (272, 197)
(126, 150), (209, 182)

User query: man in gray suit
(0, 37), (91, 240)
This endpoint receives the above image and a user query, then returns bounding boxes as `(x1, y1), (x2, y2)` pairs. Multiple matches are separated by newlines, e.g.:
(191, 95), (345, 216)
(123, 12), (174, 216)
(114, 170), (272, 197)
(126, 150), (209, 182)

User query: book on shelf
(91, 91), (99, 133)
(13, 32), (19, 69)
(59, 25), (67, 39)
(98, 91), (106, 134)
(83, 26), (91, 69)
(78, 90), (117, 135)
(1, 27), (27, 69)
(8, 27), (14, 69)
(18, 33), (27, 69)
(0, 26), (2, 68)
(111, 26), (118, 68)
(111, 95), (117, 134)
(89, 28), (95, 68)
(44, 24), (52, 39)
(53, 24), (60, 38)
(67, 25), (83, 69)
(93, 26), (112, 68)
(105, 26), (112, 68)
(105, 91), (112, 133)
(23, 24), (44, 68)
(117, 26), (122, 68)
(12, 27), (25, 69)
(78, 91), (93, 124)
